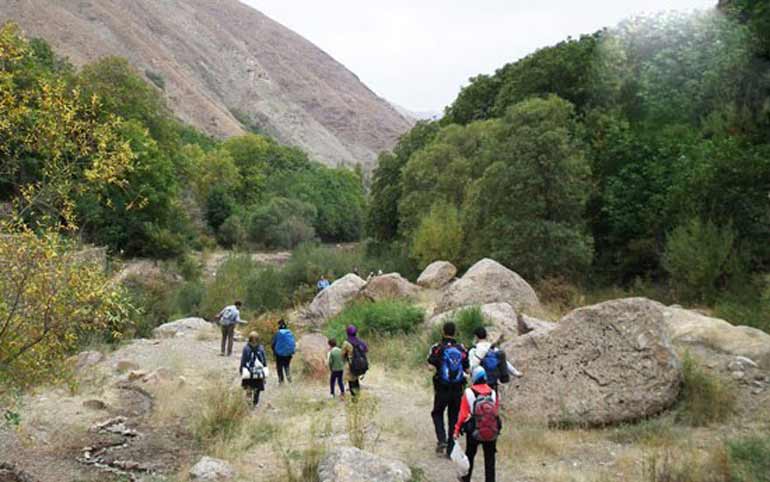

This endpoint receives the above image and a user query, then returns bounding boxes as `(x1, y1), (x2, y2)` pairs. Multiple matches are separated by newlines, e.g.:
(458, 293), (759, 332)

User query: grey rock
(75, 351), (104, 371)
(416, 261), (457, 289)
(436, 258), (540, 314)
(189, 456), (235, 481)
(305, 274), (366, 323)
(115, 360), (140, 373)
(153, 317), (210, 339)
(501, 298), (682, 426)
(517, 313), (558, 336)
(318, 447), (411, 482)
(430, 302), (519, 341)
(82, 399), (108, 411)
(360, 273), (420, 301)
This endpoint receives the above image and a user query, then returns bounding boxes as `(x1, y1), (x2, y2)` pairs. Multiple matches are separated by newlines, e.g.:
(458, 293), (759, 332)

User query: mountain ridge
(1, 0), (414, 168)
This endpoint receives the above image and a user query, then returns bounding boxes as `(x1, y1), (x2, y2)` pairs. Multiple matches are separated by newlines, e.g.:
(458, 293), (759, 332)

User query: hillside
(1, 0), (413, 168)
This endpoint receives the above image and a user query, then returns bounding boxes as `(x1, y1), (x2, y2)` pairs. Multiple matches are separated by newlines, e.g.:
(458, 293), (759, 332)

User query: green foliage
(324, 300), (425, 344)
(248, 197), (317, 249)
(676, 353), (736, 427)
(121, 274), (177, 338)
(714, 275), (770, 334)
(205, 186), (236, 232)
(144, 70), (165, 90)
(411, 201), (463, 269)
(450, 307), (488, 347)
(245, 266), (292, 313)
(727, 434), (770, 482)
(663, 219), (738, 303)
(200, 254), (256, 319)
(192, 382), (250, 447)
(217, 215), (247, 249)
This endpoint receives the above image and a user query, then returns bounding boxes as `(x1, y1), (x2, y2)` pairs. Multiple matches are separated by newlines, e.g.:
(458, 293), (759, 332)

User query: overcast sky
(241, 1), (717, 113)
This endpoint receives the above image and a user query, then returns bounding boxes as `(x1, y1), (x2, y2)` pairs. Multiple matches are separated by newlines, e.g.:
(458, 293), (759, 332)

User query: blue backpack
(481, 350), (500, 385)
(439, 346), (465, 384)
(274, 329), (296, 357)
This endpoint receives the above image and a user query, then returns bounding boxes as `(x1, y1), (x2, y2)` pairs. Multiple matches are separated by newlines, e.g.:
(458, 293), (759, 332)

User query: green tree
(411, 201), (463, 269)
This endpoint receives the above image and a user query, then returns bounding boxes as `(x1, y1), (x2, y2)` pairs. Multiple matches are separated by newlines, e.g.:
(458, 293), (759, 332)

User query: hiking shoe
(436, 442), (447, 454)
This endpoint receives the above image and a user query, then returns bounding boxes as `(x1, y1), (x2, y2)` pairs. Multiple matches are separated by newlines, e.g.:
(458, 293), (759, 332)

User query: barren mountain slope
(1, 0), (413, 168)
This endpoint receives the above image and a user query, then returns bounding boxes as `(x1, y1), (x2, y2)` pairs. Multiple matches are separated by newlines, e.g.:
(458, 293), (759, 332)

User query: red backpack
(470, 390), (500, 442)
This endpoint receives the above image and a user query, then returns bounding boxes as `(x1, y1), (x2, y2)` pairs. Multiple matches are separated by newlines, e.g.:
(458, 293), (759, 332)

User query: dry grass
(676, 353), (736, 427)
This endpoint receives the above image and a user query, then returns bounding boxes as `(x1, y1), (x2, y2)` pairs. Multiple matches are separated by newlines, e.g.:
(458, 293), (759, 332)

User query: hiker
(216, 301), (244, 357)
(342, 324), (368, 399)
(468, 327), (512, 392)
(327, 338), (345, 399)
(427, 321), (469, 458)
(240, 331), (267, 407)
(271, 319), (296, 384)
(454, 366), (501, 482)
(317, 275), (331, 292)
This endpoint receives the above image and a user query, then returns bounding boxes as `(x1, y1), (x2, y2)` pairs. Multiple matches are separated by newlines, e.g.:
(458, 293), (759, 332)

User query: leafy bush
(246, 266), (292, 313)
(192, 383), (250, 447)
(200, 255), (256, 319)
(727, 434), (770, 482)
(174, 280), (205, 317)
(282, 243), (366, 288)
(663, 218), (738, 303)
(325, 300), (425, 344)
(714, 275), (770, 334)
(217, 215), (247, 248)
(248, 197), (317, 249)
(676, 353), (736, 427)
(411, 201), (463, 269)
(122, 273), (178, 338)
(206, 186), (236, 232)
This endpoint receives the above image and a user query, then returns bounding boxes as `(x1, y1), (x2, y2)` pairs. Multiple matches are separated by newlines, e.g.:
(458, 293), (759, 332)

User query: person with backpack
(468, 327), (512, 392)
(240, 331), (268, 407)
(216, 301), (245, 357)
(327, 338), (345, 399)
(427, 321), (469, 458)
(454, 366), (501, 482)
(316, 275), (331, 292)
(342, 324), (368, 399)
(271, 319), (295, 384)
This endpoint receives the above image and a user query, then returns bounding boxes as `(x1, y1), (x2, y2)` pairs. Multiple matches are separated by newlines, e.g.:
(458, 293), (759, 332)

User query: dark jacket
(428, 336), (469, 387)
(240, 343), (267, 373)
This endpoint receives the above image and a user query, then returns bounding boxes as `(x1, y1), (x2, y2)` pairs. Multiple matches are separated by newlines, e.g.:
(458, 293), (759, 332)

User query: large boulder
(306, 274), (366, 322)
(360, 273), (420, 301)
(502, 298), (681, 426)
(298, 333), (330, 379)
(429, 303), (519, 341)
(417, 261), (457, 289)
(663, 307), (770, 369)
(74, 350), (104, 371)
(517, 313), (557, 336)
(153, 317), (210, 338)
(189, 456), (235, 481)
(436, 258), (540, 314)
(318, 447), (411, 482)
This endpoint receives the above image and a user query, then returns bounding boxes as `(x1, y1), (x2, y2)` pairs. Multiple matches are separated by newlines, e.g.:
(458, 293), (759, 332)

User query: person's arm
(454, 391), (471, 438)
(427, 343), (441, 368)
(271, 334), (277, 353)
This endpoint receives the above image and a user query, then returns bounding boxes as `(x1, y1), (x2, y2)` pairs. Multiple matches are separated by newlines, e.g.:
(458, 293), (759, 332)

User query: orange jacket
(454, 383), (498, 438)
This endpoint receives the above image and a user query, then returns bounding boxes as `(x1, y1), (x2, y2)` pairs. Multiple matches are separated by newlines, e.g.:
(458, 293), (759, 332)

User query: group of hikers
(215, 300), (512, 482)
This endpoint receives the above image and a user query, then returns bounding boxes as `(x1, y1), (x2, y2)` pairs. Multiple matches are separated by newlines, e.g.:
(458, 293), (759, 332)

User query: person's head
(235, 301), (242, 308)
(472, 366), (487, 385)
(474, 326), (488, 341)
(328, 338), (337, 348)
(278, 319), (287, 330)
(346, 325), (357, 337)
(248, 331), (259, 345)
(442, 321), (456, 338)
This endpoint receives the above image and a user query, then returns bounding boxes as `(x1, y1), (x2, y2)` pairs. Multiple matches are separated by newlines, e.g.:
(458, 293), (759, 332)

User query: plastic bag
(450, 440), (470, 477)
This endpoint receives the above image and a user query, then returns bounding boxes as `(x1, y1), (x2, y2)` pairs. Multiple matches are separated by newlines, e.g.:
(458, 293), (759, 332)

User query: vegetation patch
(676, 353), (736, 427)
(324, 300), (425, 343)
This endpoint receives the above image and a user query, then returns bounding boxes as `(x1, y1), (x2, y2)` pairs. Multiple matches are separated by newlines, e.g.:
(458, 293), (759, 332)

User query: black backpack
(350, 344), (369, 376)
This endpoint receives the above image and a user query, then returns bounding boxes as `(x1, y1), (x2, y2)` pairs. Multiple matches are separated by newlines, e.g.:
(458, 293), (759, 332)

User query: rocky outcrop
(298, 333), (330, 379)
(2, 0), (413, 169)
(360, 273), (420, 301)
(306, 274), (366, 323)
(502, 298), (681, 426)
(74, 351), (105, 371)
(153, 318), (210, 339)
(436, 259), (540, 314)
(517, 313), (558, 336)
(189, 457), (235, 481)
(429, 303), (519, 341)
(663, 307), (770, 369)
(318, 447), (411, 482)
(416, 261), (457, 289)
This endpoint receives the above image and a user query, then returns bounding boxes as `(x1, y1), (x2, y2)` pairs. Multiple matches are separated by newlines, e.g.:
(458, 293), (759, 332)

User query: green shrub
(714, 275), (770, 334)
(727, 434), (770, 482)
(192, 383), (250, 447)
(453, 306), (488, 347)
(246, 266), (292, 313)
(200, 254), (257, 319)
(217, 214), (247, 248)
(325, 300), (425, 344)
(663, 218), (738, 303)
(411, 201), (463, 269)
(248, 197), (317, 249)
(676, 352), (736, 427)
(282, 243), (366, 288)
(174, 280), (205, 317)
(122, 273), (177, 338)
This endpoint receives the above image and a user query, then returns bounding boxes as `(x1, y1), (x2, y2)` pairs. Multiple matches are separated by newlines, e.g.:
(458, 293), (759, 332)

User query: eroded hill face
(3, 0), (414, 168)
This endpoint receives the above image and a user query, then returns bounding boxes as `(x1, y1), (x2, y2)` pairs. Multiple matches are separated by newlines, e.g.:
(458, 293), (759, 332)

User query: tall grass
(324, 300), (425, 343)
(345, 394), (379, 449)
(191, 383), (251, 447)
(676, 353), (735, 427)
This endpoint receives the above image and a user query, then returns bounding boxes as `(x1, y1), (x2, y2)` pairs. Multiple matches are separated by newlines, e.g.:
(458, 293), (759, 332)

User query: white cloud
(241, 0), (718, 112)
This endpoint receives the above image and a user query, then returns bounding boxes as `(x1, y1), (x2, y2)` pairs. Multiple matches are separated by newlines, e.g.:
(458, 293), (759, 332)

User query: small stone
(83, 399), (108, 411)
(189, 456), (235, 481)
(115, 360), (140, 372)
(735, 356), (759, 368)
(128, 370), (148, 382)
(752, 381), (764, 388)
(753, 388), (763, 395)
(731, 371), (745, 381)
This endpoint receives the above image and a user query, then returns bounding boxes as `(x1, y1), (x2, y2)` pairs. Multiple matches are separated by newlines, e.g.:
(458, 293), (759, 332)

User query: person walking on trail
(327, 338), (345, 399)
(240, 331), (268, 407)
(468, 327), (517, 392)
(271, 319), (296, 384)
(342, 324), (368, 399)
(216, 301), (245, 357)
(428, 321), (469, 458)
(454, 366), (501, 482)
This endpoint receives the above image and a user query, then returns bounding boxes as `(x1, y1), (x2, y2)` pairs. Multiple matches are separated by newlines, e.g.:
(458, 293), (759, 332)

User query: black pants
(242, 378), (264, 406)
(462, 435), (496, 482)
(220, 324), (235, 356)
(348, 379), (360, 399)
(330, 370), (344, 395)
(431, 384), (462, 456)
(276, 356), (292, 383)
